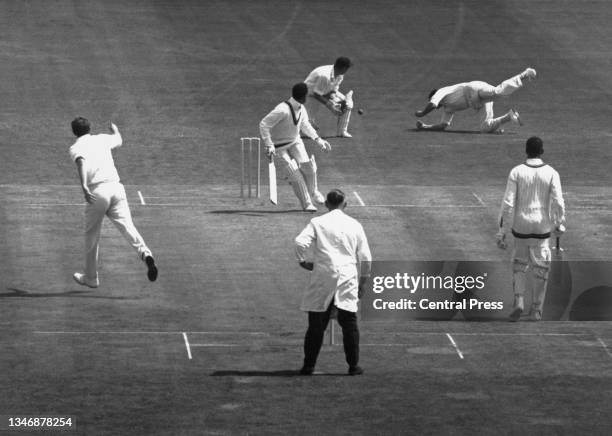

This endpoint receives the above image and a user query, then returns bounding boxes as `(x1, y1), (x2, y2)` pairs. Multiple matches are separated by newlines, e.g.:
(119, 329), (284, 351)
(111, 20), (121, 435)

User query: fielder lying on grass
(415, 67), (536, 134)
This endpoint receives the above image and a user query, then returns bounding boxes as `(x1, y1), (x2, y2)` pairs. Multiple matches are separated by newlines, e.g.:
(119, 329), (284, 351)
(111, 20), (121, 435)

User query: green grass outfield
(1, 0), (612, 434)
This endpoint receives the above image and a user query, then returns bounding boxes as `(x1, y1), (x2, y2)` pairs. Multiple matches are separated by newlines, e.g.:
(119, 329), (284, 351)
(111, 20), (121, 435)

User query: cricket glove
(553, 224), (566, 237)
(496, 230), (508, 250)
(315, 137), (331, 152)
(325, 100), (343, 116)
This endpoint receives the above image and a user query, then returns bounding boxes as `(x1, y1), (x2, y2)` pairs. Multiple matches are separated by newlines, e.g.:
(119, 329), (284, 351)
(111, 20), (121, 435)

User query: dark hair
(428, 89), (438, 100)
(326, 189), (346, 208)
(334, 57), (352, 70)
(71, 117), (91, 137)
(525, 136), (544, 158)
(292, 83), (308, 101)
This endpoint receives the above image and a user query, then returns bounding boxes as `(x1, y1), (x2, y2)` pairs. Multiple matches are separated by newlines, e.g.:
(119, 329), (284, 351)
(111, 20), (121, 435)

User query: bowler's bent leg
(106, 184), (152, 260)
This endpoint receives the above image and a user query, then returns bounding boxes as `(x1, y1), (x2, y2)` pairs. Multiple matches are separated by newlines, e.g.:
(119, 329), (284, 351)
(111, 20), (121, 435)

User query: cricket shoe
(145, 255), (158, 282)
(521, 67), (536, 81)
(338, 130), (353, 138)
(416, 120), (424, 130)
(508, 307), (523, 322)
(526, 308), (543, 321)
(73, 272), (99, 288)
(510, 109), (523, 126)
(304, 203), (317, 213)
(348, 366), (364, 376)
(312, 190), (325, 204)
(299, 366), (315, 376)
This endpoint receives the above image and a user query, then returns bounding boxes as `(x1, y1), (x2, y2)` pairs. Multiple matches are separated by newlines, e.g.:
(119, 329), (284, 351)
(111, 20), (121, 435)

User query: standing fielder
(415, 67), (537, 133)
(304, 57), (354, 138)
(260, 83), (332, 212)
(497, 136), (565, 321)
(69, 117), (158, 288)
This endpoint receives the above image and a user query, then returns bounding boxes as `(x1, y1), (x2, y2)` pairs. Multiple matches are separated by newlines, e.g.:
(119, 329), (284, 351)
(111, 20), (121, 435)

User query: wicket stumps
(240, 137), (261, 198)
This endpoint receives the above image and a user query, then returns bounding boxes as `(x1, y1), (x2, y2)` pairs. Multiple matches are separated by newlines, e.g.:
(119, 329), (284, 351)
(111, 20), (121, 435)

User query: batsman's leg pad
(337, 109), (352, 135)
(512, 258), (529, 296)
(299, 155), (324, 203)
(281, 158), (312, 209)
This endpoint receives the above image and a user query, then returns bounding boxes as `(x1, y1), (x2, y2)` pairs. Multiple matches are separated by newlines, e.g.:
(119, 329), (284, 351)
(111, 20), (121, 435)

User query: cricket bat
(545, 235), (572, 320)
(268, 155), (277, 205)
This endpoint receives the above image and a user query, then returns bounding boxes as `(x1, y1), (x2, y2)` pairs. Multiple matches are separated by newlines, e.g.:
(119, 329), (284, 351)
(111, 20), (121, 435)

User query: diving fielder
(259, 83), (332, 212)
(304, 57), (354, 138)
(497, 136), (565, 321)
(415, 68), (537, 133)
(69, 117), (158, 288)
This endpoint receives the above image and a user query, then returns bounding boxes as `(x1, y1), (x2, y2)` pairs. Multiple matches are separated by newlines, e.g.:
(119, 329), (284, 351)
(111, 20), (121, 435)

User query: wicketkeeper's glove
(325, 100), (343, 116)
(496, 230), (507, 250)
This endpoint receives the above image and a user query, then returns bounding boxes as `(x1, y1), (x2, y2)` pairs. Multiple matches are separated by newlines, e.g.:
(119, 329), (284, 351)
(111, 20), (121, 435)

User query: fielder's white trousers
(83, 182), (151, 280)
(469, 73), (525, 132)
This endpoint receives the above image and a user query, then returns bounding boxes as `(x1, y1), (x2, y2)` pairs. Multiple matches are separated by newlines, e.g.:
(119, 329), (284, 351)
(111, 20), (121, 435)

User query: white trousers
(84, 182), (150, 280)
(469, 73), (525, 132)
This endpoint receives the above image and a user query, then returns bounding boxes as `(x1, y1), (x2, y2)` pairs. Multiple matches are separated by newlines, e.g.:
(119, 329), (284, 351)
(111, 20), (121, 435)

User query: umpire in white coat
(294, 189), (372, 375)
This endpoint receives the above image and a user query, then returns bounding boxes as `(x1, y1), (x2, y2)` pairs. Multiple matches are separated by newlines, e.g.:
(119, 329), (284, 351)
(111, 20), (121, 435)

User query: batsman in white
(497, 136), (565, 321)
(415, 67), (537, 133)
(304, 56), (355, 138)
(259, 83), (332, 212)
(69, 117), (158, 288)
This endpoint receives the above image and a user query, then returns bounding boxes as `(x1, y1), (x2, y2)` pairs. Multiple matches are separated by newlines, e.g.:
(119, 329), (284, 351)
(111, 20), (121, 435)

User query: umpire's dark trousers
(303, 301), (359, 369)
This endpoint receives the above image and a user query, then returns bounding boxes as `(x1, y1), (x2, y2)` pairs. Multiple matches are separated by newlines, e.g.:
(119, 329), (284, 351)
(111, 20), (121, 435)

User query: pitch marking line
(137, 190), (146, 205)
(353, 191), (366, 206)
(472, 192), (485, 206)
(182, 332), (192, 360)
(446, 333), (464, 359)
(596, 337), (612, 359)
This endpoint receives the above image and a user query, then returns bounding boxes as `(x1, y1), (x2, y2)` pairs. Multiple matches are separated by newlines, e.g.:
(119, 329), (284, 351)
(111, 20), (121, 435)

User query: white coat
(295, 209), (372, 313)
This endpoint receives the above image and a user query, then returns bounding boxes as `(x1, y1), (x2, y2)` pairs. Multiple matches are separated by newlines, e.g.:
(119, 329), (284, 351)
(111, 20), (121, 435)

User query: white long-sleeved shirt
(304, 64), (343, 96)
(69, 132), (123, 185)
(499, 158), (565, 238)
(259, 97), (318, 149)
(295, 209), (372, 313)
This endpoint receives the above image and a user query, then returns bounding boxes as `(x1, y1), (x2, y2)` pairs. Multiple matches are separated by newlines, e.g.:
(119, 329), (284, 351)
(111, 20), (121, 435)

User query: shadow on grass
(209, 209), (305, 215)
(1, 287), (138, 300)
(413, 128), (517, 135)
(211, 370), (347, 377)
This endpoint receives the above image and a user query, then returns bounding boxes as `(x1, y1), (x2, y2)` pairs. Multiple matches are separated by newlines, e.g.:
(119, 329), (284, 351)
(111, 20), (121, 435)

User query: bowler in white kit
(69, 117), (158, 288)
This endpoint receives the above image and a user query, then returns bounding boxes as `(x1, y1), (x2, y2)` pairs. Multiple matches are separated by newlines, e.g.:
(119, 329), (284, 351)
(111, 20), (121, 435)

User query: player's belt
(274, 141), (293, 148)
(512, 230), (551, 239)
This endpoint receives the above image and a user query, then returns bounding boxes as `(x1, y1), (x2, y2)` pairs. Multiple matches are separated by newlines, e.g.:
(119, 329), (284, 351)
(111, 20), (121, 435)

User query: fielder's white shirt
(304, 64), (343, 96)
(295, 209), (372, 313)
(259, 97), (318, 149)
(499, 158), (565, 237)
(69, 132), (123, 185)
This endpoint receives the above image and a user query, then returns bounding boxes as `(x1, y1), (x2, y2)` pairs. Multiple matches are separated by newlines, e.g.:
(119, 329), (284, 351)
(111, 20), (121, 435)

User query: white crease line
(353, 191), (365, 206)
(472, 192), (485, 206)
(33, 331), (270, 335)
(182, 332), (192, 360)
(446, 333), (464, 359)
(138, 190), (146, 205)
(597, 337), (612, 359)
